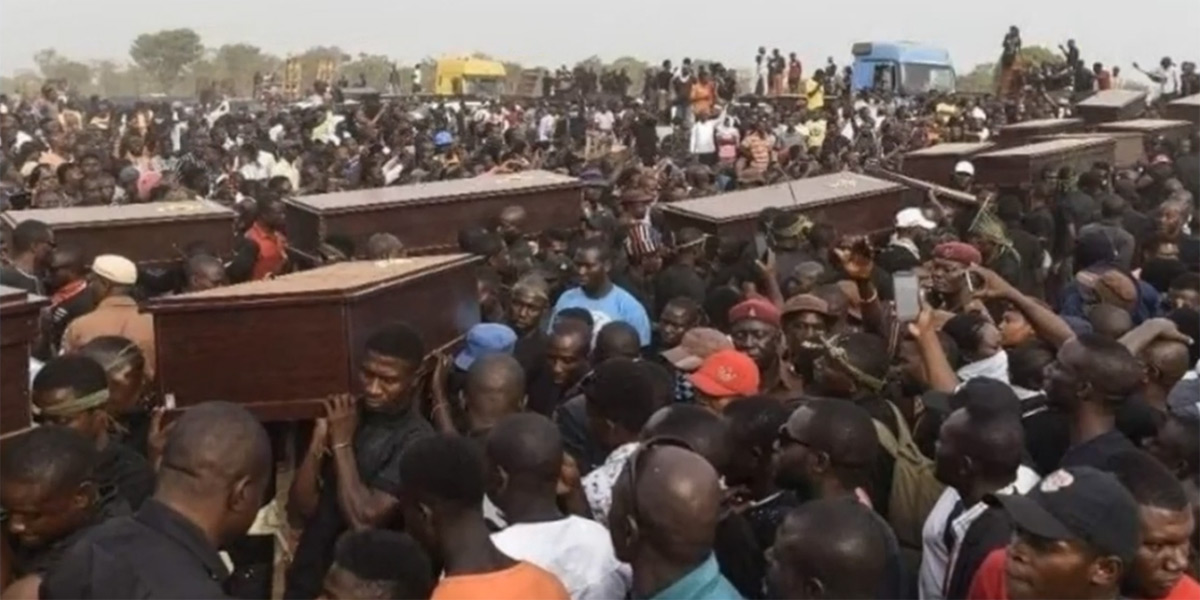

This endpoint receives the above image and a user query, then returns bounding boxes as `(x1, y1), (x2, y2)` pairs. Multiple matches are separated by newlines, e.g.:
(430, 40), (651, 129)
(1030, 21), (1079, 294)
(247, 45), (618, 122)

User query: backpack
(872, 400), (945, 550)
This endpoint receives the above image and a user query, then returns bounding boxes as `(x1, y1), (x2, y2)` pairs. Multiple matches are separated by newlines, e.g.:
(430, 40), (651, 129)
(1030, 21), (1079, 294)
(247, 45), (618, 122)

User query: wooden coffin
(1075, 89), (1147, 124)
(284, 170), (583, 256)
(995, 118), (1085, 145)
(0, 202), (236, 267)
(1096, 119), (1195, 147)
(660, 173), (909, 241)
(901, 142), (995, 187)
(973, 137), (1116, 189)
(0, 286), (47, 438)
(1033, 133), (1146, 168)
(1165, 93), (1200, 124)
(146, 255), (480, 420)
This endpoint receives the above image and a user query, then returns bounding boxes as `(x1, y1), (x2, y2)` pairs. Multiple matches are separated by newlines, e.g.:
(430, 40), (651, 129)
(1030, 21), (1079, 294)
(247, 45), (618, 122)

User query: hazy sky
(1, 0), (1197, 77)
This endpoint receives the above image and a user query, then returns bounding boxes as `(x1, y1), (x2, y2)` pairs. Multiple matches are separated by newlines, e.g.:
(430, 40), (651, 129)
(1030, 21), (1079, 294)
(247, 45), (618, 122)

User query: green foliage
(129, 28), (204, 92)
(338, 53), (394, 89)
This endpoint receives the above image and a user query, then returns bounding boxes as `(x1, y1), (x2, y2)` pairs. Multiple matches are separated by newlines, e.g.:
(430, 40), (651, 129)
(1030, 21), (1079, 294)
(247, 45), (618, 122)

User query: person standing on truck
(788, 53), (803, 94)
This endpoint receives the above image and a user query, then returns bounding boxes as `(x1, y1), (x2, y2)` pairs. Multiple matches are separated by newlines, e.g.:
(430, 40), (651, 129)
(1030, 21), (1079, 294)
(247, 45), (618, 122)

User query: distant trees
(957, 45), (1063, 93)
(129, 28), (204, 92)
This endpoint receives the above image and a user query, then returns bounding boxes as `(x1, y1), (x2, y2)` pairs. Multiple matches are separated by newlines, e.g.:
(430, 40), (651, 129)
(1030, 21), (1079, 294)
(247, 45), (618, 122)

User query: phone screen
(894, 271), (920, 322)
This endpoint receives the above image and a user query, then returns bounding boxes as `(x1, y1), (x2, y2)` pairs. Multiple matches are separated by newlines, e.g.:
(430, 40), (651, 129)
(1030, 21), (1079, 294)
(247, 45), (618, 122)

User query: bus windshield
(900, 64), (956, 94)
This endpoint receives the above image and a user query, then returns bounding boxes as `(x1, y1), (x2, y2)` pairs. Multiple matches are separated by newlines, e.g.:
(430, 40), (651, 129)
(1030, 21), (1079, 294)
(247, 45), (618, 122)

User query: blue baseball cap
(433, 130), (453, 147)
(454, 323), (518, 370)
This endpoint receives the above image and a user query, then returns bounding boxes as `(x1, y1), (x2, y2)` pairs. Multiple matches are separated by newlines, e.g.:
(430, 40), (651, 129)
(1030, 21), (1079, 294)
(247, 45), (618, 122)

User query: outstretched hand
(832, 236), (874, 281)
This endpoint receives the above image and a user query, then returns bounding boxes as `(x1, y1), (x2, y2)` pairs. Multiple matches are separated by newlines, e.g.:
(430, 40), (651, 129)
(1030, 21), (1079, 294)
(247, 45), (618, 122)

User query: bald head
(485, 413), (562, 486)
(465, 354), (526, 433)
(769, 500), (888, 599)
(1141, 340), (1191, 388)
(158, 401), (271, 497)
(616, 444), (722, 564)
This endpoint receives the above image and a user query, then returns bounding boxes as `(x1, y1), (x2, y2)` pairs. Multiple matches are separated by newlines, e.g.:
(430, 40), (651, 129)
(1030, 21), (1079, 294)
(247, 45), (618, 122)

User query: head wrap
(31, 389), (110, 418)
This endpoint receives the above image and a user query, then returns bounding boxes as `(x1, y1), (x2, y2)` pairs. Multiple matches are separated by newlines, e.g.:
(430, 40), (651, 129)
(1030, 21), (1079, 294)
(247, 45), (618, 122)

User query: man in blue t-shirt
(550, 240), (652, 347)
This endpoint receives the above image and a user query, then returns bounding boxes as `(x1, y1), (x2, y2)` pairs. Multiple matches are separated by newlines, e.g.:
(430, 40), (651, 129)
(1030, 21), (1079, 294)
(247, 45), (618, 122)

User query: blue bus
(850, 42), (956, 95)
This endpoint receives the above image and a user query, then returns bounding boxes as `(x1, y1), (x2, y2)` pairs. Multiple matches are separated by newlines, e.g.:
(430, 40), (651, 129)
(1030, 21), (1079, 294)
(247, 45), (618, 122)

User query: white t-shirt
(538, 114), (556, 142)
(593, 110), (615, 132)
(690, 119), (717, 154)
(1156, 65), (1181, 96)
(491, 516), (630, 600)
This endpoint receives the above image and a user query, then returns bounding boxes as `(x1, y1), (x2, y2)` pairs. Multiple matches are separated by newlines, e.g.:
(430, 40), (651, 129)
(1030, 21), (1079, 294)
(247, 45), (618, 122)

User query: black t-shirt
(513, 330), (549, 390)
(1023, 206), (1058, 257)
(715, 511), (766, 599)
(1020, 398), (1071, 476)
(1059, 428), (1138, 471)
(95, 441), (155, 512)
(743, 491), (801, 550)
(1008, 228), (1045, 298)
(49, 284), (97, 348)
(0, 264), (42, 295)
(284, 408), (432, 599)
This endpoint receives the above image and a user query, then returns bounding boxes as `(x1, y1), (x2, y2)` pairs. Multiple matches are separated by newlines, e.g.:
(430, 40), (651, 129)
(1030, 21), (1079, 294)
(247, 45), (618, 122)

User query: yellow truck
(434, 56), (507, 96)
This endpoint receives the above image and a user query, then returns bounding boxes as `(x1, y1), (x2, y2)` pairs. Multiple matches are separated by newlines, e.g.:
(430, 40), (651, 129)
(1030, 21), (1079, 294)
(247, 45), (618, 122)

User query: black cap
(986, 467), (1140, 564)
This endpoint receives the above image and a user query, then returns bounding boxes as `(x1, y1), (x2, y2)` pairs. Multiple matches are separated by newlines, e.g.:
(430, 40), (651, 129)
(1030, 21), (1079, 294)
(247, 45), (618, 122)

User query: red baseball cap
(688, 349), (760, 398)
(728, 297), (782, 328)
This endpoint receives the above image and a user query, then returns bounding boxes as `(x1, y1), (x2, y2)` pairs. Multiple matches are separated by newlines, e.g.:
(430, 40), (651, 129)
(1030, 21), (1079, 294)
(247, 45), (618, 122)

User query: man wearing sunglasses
(773, 399), (907, 598)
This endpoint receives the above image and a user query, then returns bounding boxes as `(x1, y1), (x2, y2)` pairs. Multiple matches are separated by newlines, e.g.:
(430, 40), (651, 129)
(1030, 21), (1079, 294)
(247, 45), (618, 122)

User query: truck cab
(434, 57), (508, 97)
(851, 42), (956, 95)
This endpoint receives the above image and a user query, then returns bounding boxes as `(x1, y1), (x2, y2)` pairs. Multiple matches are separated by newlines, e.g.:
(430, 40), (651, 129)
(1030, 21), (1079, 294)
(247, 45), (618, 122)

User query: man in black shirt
(766, 499), (891, 600)
(773, 398), (908, 599)
(0, 219), (54, 295)
(506, 274), (551, 388)
(1, 426), (121, 598)
(286, 323), (434, 599)
(41, 401), (272, 599)
(1046, 334), (1143, 470)
(31, 356), (154, 512)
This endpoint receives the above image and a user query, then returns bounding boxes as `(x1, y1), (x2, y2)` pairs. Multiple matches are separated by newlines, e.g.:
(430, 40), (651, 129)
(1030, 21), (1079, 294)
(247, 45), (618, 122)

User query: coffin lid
(1096, 119), (1193, 132)
(1, 201), (235, 229)
(0, 285), (48, 315)
(904, 142), (995, 157)
(287, 170), (581, 214)
(976, 136), (1114, 159)
(1168, 93), (1200, 108)
(1076, 89), (1147, 109)
(998, 118), (1083, 132)
(662, 172), (904, 222)
(147, 254), (481, 313)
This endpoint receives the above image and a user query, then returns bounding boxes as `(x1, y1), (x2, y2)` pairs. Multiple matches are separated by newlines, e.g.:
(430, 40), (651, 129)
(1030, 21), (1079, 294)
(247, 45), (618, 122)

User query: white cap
(895, 207), (937, 230)
(955, 160), (976, 176)
(92, 254), (138, 285)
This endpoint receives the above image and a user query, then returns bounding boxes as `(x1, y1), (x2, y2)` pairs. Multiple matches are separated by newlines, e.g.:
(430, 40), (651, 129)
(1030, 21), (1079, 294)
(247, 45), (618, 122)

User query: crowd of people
(0, 28), (1199, 600)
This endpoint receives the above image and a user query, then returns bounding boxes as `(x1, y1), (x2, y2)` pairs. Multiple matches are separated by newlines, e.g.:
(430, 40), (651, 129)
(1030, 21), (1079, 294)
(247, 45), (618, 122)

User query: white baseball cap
(895, 207), (937, 230)
(955, 160), (976, 176)
(92, 254), (138, 285)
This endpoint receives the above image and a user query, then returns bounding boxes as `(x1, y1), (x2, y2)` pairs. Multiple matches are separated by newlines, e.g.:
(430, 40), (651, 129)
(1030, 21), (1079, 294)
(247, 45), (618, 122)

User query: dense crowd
(0, 30), (1199, 600)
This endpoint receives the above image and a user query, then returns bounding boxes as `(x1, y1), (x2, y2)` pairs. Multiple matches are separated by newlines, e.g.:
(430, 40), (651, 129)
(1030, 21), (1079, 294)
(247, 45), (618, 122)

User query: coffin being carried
(973, 137), (1116, 189)
(284, 170), (582, 257)
(0, 201), (236, 266)
(660, 173), (910, 240)
(0, 286), (47, 438)
(901, 142), (995, 187)
(146, 255), (480, 420)
(1075, 89), (1147, 124)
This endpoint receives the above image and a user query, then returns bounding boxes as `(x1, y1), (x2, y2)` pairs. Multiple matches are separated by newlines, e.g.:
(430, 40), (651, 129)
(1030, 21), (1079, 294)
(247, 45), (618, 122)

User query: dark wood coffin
(973, 137), (1116, 189)
(284, 170), (583, 256)
(995, 118), (1085, 145)
(901, 142), (995, 187)
(1165, 93), (1200, 124)
(660, 173), (909, 241)
(1075, 89), (1147, 124)
(0, 286), (47, 438)
(146, 254), (481, 420)
(1096, 119), (1195, 147)
(1033, 132), (1146, 168)
(0, 201), (236, 267)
